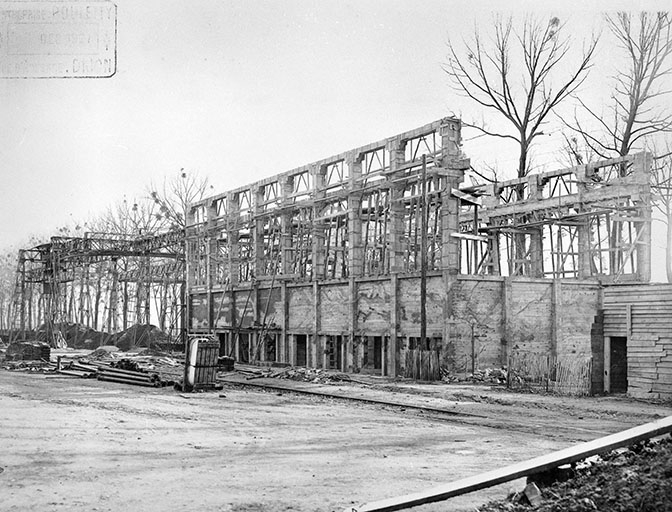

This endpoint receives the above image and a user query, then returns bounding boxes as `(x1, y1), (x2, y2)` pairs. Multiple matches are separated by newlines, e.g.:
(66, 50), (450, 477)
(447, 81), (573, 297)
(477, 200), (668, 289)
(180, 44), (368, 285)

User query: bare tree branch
(447, 15), (597, 179)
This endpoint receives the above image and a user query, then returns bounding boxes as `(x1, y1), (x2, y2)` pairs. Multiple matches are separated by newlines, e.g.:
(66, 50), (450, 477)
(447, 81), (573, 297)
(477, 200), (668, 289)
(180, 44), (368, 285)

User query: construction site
(3, 118), (672, 511)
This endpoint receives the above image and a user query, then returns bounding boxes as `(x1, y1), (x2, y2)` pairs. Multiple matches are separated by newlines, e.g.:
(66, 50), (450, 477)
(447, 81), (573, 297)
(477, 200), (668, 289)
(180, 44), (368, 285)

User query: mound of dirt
(35, 323), (111, 349)
(479, 436), (672, 512)
(109, 324), (170, 352)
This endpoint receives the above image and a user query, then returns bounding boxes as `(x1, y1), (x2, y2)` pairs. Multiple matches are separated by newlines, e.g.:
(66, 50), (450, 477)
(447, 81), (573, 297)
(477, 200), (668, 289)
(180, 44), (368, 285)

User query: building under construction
(183, 117), (672, 398)
(11, 117), (672, 398)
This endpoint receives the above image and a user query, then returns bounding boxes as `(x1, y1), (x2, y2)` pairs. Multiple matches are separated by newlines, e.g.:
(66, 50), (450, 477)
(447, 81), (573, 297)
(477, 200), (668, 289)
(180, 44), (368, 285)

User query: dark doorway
(218, 332), (228, 357)
(610, 336), (628, 393)
(264, 333), (277, 362)
(296, 335), (307, 366)
(238, 333), (250, 364)
(326, 336), (343, 370)
(373, 336), (383, 370)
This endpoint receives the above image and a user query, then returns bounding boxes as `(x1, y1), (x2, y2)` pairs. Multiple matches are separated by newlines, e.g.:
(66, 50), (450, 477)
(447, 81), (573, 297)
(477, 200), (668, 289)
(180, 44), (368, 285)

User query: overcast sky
(1, 0), (669, 278)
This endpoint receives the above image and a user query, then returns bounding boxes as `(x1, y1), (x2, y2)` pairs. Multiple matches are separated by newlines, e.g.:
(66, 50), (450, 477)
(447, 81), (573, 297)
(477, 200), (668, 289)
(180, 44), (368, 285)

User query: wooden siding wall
(604, 285), (672, 399)
(189, 277), (601, 376)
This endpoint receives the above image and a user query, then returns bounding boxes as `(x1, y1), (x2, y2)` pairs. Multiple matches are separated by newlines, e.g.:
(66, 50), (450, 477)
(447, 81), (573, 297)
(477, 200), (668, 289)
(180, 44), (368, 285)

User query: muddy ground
(1, 370), (671, 512)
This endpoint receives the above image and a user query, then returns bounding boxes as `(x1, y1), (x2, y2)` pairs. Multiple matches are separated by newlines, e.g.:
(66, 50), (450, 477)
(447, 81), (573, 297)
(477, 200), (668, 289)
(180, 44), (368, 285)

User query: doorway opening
(610, 336), (628, 393)
(296, 334), (307, 366)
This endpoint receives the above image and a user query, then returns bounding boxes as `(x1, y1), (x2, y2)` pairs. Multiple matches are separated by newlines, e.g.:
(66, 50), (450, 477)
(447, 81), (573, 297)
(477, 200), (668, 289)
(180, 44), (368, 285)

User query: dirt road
(1, 371), (670, 512)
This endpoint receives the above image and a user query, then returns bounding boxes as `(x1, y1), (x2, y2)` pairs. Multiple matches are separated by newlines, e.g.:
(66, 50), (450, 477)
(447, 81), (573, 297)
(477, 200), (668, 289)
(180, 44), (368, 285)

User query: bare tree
(96, 197), (169, 237)
(565, 12), (672, 162)
(447, 15), (597, 180)
(149, 169), (212, 230)
(651, 146), (672, 282)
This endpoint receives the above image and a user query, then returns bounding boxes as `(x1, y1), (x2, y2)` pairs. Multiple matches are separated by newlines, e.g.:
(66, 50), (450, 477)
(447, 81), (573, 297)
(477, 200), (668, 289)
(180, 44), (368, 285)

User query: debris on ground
(4, 341), (51, 362)
(233, 365), (351, 384)
(478, 436), (672, 511)
(467, 368), (508, 384)
(1, 344), (184, 388)
(441, 367), (509, 385)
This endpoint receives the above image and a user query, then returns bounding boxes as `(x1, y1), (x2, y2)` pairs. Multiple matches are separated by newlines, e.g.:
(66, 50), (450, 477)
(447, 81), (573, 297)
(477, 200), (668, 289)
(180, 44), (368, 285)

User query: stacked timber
(97, 366), (162, 387)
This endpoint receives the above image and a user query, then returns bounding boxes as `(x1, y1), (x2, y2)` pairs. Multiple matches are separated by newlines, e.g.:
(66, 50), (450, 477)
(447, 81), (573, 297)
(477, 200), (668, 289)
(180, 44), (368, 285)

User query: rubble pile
(440, 367), (509, 384)
(236, 365), (352, 384)
(468, 368), (508, 384)
(479, 437), (672, 511)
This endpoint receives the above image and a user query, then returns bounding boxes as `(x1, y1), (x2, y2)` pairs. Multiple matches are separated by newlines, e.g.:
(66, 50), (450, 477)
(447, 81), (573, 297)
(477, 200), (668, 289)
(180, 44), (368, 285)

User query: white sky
(1, 0), (670, 278)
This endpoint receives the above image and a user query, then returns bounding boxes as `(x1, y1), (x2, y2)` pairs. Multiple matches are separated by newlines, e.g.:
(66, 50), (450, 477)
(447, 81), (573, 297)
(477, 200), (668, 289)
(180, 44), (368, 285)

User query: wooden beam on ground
(347, 415), (672, 512)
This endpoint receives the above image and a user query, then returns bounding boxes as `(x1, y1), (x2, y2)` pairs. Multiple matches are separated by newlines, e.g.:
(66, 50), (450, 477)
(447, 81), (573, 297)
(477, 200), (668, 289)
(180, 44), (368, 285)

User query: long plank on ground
(349, 415), (672, 512)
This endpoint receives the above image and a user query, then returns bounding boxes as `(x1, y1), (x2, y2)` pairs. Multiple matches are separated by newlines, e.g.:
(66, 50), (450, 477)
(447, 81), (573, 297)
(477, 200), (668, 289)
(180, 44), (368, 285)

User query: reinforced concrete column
(206, 200), (218, 329)
(387, 137), (407, 274)
(439, 119), (467, 274)
(253, 185), (265, 279)
(528, 175), (544, 278)
(311, 165), (326, 281)
(280, 176), (294, 276)
(228, 193), (241, 287)
(347, 152), (364, 278)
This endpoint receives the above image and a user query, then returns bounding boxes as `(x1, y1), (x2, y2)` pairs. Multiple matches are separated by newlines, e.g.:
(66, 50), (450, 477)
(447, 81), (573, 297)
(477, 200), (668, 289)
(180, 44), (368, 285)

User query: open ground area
(2, 370), (671, 512)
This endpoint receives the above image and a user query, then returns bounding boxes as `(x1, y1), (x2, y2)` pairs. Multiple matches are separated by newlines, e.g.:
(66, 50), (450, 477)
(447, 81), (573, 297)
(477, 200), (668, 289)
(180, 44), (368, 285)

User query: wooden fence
(404, 349), (441, 381)
(507, 351), (593, 396)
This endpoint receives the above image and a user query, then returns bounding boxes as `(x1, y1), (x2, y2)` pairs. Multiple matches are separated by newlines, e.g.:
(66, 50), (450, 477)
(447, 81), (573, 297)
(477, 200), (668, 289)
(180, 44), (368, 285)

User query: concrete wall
(189, 276), (602, 377)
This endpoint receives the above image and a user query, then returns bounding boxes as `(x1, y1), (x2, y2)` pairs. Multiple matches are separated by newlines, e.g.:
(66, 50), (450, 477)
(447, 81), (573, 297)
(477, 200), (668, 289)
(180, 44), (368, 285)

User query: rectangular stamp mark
(0, 1), (116, 78)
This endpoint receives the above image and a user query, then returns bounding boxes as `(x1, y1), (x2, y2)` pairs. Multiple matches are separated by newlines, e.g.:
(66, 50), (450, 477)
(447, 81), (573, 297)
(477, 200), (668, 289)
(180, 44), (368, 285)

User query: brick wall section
(319, 284), (349, 333)
(190, 294), (208, 330)
(557, 283), (602, 358)
(257, 287), (282, 327)
(211, 292), (233, 328)
(190, 276), (602, 376)
(287, 285), (314, 331)
(397, 276), (444, 337)
(507, 281), (553, 354)
(356, 281), (392, 334)
(451, 278), (504, 370)
(233, 290), (256, 329)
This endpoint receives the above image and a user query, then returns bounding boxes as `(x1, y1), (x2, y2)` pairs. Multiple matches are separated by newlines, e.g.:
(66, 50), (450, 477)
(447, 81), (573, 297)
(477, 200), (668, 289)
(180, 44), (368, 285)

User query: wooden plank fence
(403, 349), (440, 381)
(507, 351), (592, 396)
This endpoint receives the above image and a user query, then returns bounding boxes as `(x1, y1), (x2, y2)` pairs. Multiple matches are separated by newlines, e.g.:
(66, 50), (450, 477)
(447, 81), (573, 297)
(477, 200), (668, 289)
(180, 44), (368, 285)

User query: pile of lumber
(97, 366), (162, 387)
(51, 358), (172, 388)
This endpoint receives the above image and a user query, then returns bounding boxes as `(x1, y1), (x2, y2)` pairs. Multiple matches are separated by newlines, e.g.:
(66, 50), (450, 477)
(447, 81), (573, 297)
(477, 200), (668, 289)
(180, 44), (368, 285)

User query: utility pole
(420, 155), (428, 350)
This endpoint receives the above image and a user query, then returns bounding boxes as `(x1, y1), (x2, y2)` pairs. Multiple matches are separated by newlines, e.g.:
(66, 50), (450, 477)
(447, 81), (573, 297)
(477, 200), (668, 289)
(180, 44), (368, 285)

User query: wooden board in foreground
(348, 415), (672, 512)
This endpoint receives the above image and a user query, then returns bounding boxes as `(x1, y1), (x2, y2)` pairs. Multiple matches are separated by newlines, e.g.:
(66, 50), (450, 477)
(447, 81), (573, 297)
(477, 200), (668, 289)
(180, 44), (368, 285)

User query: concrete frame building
(185, 117), (658, 394)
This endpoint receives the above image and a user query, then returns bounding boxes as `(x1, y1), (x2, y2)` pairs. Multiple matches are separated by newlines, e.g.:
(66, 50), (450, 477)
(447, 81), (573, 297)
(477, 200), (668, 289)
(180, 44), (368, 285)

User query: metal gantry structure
(11, 230), (185, 345)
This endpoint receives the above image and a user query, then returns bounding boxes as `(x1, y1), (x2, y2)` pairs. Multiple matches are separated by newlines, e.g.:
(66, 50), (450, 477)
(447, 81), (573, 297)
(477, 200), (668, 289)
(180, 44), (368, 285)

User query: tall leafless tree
(149, 169), (212, 230)
(565, 12), (672, 162)
(651, 143), (672, 283)
(446, 15), (597, 180)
